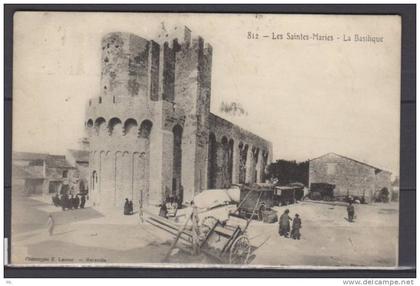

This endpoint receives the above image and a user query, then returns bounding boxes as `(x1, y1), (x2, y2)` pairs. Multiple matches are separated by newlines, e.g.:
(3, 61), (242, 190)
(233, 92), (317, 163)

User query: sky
(13, 12), (401, 175)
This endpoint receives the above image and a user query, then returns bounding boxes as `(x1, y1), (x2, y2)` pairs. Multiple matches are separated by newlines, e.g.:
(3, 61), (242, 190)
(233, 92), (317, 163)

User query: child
(47, 214), (55, 236)
(291, 214), (302, 240)
(347, 202), (355, 222)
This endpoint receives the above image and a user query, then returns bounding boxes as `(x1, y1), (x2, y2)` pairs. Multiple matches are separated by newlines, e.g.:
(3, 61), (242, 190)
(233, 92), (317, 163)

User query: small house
(308, 153), (392, 203)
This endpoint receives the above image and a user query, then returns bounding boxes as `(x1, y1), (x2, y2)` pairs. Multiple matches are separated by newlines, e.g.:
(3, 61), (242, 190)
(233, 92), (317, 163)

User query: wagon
(235, 183), (276, 221)
(145, 205), (253, 264)
(198, 215), (252, 264)
(196, 184), (282, 263)
(274, 186), (298, 205)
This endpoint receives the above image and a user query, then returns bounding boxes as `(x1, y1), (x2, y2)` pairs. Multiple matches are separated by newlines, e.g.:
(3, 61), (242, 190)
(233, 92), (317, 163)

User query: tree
(266, 159), (309, 186)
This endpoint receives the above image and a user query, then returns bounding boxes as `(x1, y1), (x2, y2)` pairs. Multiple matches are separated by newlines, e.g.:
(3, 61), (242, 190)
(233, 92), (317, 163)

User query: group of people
(165, 194), (183, 209)
(158, 194), (183, 219)
(123, 198), (134, 215)
(278, 209), (302, 240)
(278, 201), (357, 240)
(52, 193), (87, 211)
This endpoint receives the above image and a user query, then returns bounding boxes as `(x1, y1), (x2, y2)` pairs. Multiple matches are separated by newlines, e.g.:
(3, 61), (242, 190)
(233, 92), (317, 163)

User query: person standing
(124, 198), (130, 215)
(128, 200), (133, 215)
(80, 194), (86, 208)
(52, 193), (60, 207)
(47, 214), (55, 236)
(347, 202), (355, 222)
(61, 194), (68, 211)
(279, 209), (292, 237)
(159, 201), (168, 218)
(291, 214), (302, 240)
(74, 195), (80, 209)
(138, 199), (144, 223)
(68, 195), (75, 210)
(176, 195), (183, 209)
(178, 185), (184, 208)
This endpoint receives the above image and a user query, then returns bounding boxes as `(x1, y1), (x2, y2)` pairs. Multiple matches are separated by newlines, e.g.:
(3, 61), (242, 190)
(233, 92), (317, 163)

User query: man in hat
(279, 209), (292, 237)
(291, 214), (302, 240)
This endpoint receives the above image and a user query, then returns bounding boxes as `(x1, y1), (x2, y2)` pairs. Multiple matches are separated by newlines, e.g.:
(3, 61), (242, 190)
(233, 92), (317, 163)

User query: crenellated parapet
(101, 32), (158, 99)
(99, 27), (212, 106)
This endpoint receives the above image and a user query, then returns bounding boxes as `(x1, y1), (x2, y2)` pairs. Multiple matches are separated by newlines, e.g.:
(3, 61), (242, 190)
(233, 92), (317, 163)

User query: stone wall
(309, 153), (391, 202)
(208, 113), (273, 189)
(86, 28), (272, 209)
(101, 33), (157, 99)
(86, 94), (162, 208)
(375, 170), (393, 197)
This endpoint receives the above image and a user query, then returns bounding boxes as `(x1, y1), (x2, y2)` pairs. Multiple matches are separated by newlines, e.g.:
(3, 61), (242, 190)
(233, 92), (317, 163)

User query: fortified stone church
(85, 26), (272, 208)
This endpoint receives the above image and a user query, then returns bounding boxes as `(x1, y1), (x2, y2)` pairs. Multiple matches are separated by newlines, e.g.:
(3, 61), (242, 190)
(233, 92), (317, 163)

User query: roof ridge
(310, 152), (390, 173)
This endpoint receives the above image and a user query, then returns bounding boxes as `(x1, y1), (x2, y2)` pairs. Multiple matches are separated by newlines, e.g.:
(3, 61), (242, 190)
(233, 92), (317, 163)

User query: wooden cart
(197, 184), (278, 264)
(145, 208), (252, 264)
(147, 185), (274, 264)
(274, 186), (297, 206)
(198, 215), (252, 264)
(233, 183), (276, 221)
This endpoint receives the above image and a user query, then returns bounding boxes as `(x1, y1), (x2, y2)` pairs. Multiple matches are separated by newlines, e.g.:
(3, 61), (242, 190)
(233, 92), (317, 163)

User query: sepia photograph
(9, 11), (401, 269)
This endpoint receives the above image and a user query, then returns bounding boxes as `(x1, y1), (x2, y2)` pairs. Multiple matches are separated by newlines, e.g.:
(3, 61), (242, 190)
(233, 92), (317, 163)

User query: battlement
(155, 25), (212, 51)
(100, 27), (212, 107)
(156, 25), (191, 47)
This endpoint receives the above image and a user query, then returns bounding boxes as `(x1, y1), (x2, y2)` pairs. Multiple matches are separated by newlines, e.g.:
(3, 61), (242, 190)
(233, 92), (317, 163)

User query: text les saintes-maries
(248, 32), (334, 41)
(247, 31), (384, 44)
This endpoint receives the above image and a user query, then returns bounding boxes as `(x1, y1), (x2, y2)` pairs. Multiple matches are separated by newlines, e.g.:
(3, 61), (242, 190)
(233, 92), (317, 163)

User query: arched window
(228, 139), (234, 184)
(253, 147), (260, 183)
(139, 120), (153, 139)
(94, 117), (107, 136)
(108, 117), (122, 136)
(92, 170), (97, 191)
(172, 125), (183, 198)
(239, 143), (248, 184)
(86, 119), (93, 128)
(220, 137), (229, 187)
(124, 118), (138, 136)
(86, 119), (94, 136)
(207, 133), (217, 189)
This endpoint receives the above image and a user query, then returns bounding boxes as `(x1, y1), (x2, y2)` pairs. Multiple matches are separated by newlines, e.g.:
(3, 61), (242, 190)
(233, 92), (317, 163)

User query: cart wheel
(199, 216), (218, 237)
(229, 235), (251, 264)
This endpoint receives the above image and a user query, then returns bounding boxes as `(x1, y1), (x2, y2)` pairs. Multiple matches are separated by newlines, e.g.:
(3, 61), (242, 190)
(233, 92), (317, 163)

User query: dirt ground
(10, 192), (398, 268)
(250, 201), (399, 267)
